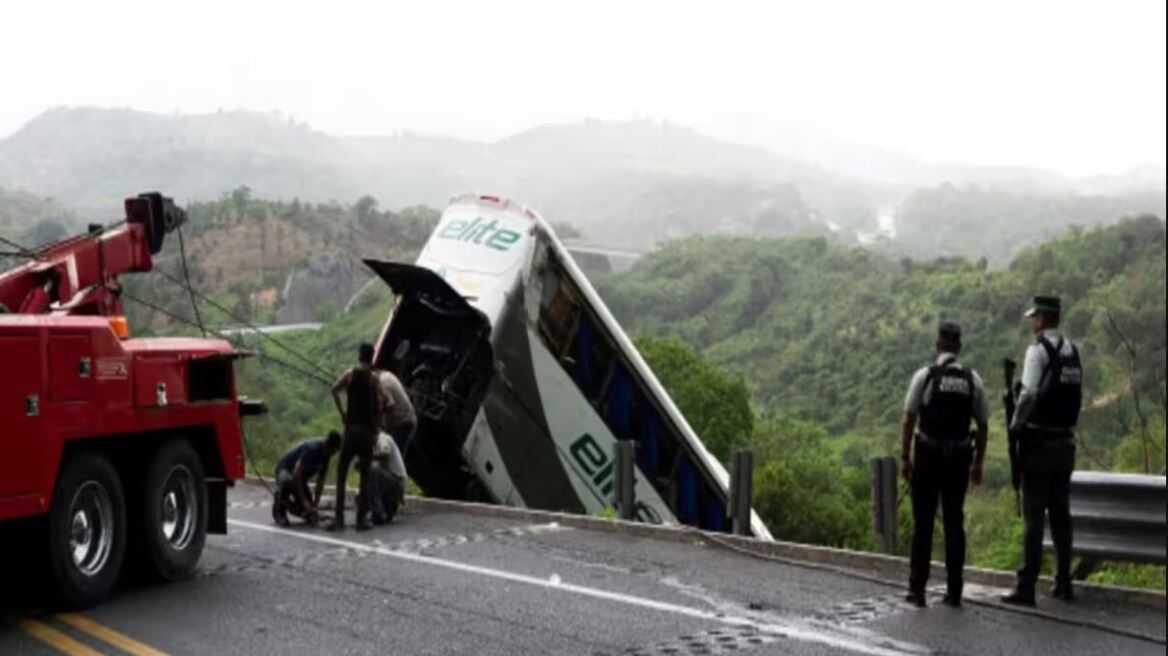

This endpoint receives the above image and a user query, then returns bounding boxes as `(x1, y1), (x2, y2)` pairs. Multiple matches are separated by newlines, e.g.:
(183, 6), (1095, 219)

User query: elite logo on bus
(437, 217), (522, 251)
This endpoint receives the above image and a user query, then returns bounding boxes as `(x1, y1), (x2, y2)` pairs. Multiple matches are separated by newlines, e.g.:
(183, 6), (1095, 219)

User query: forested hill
(600, 215), (1166, 471)
(122, 190), (438, 327)
(886, 184), (1166, 266)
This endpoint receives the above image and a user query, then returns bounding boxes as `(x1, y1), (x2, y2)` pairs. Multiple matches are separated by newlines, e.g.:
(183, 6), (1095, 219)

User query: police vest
(1031, 336), (1082, 430)
(919, 359), (975, 441)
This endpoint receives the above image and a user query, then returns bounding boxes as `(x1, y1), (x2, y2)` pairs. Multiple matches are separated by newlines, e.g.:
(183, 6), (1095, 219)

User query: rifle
(1002, 358), (1021, 516)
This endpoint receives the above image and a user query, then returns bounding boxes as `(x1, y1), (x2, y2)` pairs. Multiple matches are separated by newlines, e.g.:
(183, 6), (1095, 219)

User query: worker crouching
(272, 431), (342, 526)
(368, 432), (409, 525)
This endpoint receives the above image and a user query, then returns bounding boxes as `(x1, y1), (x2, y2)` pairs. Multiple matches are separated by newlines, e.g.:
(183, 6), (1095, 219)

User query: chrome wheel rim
(160, 464), (197, 550)
(69, 481), (114, 577)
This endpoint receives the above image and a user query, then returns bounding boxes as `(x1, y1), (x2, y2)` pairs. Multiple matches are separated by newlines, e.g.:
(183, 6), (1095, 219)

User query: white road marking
(228, 519), (926, 656)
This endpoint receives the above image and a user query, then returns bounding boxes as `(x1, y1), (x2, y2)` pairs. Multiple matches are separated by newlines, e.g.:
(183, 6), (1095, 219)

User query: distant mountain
(703, 114), (1168, 194)
(0, 187), (76, 249)
(0, 108), (883, 244)
(884, 184), (1167, 266)
(0, 107), (1163, 257)
(0, 108), (359, 218)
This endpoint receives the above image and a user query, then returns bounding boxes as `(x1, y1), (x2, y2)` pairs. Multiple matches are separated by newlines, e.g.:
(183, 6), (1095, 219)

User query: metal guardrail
(1047, 471), (1167, 578)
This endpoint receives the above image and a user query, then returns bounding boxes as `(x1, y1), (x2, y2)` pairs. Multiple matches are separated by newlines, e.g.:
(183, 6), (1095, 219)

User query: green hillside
(600, 216), (1167, 475)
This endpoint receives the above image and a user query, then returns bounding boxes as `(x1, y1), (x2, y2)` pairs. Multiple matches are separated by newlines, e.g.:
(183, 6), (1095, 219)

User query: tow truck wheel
(141, 439), (208, 581)
(49, 453), (127, 608)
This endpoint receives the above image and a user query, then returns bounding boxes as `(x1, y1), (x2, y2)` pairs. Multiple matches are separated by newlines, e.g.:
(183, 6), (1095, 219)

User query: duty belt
(915, 432), (973, 456)
(1022, 424), (1075, 441)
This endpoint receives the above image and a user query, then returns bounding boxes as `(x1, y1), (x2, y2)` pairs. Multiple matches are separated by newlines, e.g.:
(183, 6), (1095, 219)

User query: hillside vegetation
(601, 217), (1166, 468)
(0, 188), (76, 249)
(123, 190), (437, 328)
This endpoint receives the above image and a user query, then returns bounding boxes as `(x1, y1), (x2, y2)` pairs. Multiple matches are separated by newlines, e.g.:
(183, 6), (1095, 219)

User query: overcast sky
(2, 0), (1164, 177)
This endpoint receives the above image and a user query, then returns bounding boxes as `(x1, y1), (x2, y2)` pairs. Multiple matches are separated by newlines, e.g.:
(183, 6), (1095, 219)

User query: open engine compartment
(366, 261), (495, 499)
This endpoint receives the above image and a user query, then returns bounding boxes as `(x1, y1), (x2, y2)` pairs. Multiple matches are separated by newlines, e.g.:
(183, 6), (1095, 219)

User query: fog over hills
(1, 106), (1163, 259)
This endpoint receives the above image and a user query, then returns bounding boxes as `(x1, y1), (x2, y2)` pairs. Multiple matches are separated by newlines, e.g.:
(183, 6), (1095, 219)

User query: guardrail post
(870, 456), (898, 554)
(613, 440), (635, 521)
(729, 449), (754, 535)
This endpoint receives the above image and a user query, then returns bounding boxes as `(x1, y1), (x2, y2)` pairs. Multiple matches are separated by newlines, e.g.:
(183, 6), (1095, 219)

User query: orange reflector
(109, 316), (130, 339)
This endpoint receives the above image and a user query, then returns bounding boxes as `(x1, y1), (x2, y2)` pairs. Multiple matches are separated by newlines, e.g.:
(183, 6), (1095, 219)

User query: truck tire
(140, 439), (208, 581)
(49, 453), (127, 608)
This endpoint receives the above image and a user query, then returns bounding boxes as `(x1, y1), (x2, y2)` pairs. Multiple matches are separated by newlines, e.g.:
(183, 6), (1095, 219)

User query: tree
(354, 195), (379, 229)
(635, 335), (753, 461)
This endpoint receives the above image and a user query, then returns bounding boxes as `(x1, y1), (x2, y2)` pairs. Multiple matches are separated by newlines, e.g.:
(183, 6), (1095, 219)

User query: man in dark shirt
(327, 342), (384, 531)
(272, 431), (342, 526)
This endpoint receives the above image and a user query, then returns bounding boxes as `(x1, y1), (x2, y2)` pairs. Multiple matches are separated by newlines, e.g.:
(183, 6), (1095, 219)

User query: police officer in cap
(1002, 296), (1083, 606)
(900, 320), (989, 608)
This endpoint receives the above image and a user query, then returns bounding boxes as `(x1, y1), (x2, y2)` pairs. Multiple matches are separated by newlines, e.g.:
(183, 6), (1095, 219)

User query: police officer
(1002, 296), (1083, 606)
(900, 320), (989, 608)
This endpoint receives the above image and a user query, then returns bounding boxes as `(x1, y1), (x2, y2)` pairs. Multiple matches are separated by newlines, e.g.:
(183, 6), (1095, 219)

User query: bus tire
(48, 453), (127, 608)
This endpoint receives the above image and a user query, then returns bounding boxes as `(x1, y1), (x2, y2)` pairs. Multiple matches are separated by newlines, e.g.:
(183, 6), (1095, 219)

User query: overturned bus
(366, 193), (772, 540)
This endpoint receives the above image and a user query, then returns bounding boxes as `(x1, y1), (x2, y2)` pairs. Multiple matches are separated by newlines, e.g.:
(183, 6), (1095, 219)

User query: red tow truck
(0, 193), (261, 607)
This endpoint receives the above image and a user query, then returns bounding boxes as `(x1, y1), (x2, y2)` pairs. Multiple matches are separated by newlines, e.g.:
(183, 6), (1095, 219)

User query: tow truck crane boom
(0, 192), (182, 316)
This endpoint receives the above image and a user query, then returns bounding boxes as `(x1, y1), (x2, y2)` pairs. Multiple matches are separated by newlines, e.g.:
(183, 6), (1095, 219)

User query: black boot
(944, 580), (963, 608)
(904, 591), (927, 608)
(1051, 582), (1074, 601)
(1000, 588), (1036, 607)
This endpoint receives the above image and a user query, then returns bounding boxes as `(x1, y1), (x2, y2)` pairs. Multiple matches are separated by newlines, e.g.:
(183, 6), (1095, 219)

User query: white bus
(366, 193), (772, 540)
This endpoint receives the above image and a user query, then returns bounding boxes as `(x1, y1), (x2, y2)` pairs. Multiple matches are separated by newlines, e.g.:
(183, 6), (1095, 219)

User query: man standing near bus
(327, 342), (384, 532)
(379, 368), (417, 458)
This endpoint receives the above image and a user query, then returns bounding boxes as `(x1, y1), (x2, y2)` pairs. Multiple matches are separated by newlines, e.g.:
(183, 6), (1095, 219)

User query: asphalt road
(2, 483), (1164, 655)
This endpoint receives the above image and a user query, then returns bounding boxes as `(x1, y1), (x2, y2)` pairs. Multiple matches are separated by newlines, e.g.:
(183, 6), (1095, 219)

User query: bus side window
(636, 406), (662, 479)
(676, 458), (699, 526)
(585, 327), (614, 405)
(537, 281), (580, 361)
(603, 365), (632, 439)
(700, 482), (727, 532)
(574, 317), (596, 394)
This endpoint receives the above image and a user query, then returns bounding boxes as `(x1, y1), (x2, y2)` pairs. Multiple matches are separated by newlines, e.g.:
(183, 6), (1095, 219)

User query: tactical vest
(347, 367), (379, 429)
(919, 358), (975, 441)
(1030, 336), (1082, 430)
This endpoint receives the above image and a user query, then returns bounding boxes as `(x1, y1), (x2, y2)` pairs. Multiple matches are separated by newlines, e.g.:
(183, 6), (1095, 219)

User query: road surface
(2, 483), (1164, 655)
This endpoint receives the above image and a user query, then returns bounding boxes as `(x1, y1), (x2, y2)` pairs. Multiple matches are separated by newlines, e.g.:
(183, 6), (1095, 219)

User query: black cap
(1024, 295), (1061, 318)
(938, 320), (962, 339)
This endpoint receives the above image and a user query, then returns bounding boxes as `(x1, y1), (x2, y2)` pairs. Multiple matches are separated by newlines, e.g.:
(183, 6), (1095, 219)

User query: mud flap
(207, 479), (228, 534)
